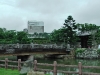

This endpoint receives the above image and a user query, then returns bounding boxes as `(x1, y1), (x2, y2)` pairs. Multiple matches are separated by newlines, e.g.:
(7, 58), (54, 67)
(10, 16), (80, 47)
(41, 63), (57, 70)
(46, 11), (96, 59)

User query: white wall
(28, 21), (44, 34)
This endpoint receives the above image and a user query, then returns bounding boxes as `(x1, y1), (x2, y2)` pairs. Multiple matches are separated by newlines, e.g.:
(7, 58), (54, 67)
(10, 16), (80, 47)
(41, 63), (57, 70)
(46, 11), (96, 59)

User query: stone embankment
(76, 48), (99, 59)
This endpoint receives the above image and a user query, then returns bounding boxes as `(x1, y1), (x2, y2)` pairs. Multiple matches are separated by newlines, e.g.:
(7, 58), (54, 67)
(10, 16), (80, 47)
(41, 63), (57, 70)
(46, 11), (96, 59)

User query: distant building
(77, 30), (97, 48)
(23, 28), (28, 33)
(28, 21), (44, 34)
(26, 21), (44, 38)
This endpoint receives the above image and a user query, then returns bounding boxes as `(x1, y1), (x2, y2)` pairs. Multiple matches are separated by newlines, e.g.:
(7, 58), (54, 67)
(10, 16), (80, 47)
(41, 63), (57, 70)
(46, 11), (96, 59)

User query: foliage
(0, 27), (51, 44)
(75, 48), (86, 54)
(33, 38), (48, 40)
(77, 23), (100, 32)
(63, 15), (78, 44)
(95, 29), (100, 44)
(0, 28), (32, 44)
(50, 28), (66, 43)
(28, 32), (50, 39)
(87, 35), (92, 46)
(50, 15), (78, 45)
(28, 32), (50, 44)
(0, 29), (17, 44)
(33, 40), (50, 44)
(17, 31), (29, 43)
(97, 49), (100, 55)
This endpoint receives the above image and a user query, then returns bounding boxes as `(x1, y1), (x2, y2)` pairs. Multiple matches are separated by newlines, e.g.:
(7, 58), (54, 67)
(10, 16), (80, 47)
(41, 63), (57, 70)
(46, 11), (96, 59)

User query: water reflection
(35, 58), (100, 75)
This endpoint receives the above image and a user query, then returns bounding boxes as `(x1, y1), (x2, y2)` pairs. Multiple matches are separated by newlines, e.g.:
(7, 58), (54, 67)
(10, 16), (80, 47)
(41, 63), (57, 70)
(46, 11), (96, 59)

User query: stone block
(27, 70), (44, 75)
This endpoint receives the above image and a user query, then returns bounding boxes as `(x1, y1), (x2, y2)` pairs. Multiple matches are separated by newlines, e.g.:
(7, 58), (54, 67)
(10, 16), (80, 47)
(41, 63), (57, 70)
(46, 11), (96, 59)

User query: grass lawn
(0, 68), (20, 75)
(0, 68), (51, 75)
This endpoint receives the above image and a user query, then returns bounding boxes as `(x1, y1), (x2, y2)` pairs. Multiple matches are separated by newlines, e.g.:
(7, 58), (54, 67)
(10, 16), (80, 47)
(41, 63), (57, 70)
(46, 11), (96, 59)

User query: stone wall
(76, 48), (98, 59)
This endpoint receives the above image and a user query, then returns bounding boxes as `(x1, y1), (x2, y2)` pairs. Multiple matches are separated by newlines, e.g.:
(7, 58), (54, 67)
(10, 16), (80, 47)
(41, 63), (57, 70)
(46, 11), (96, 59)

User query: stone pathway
(20, 55), (34, 74)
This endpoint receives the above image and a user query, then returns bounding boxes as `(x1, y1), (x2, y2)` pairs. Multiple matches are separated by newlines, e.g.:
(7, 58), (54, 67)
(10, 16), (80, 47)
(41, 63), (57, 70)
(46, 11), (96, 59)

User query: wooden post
(12, 66), (14, 70)
(34, 60), (37, 71)
(5, 58), (8, 69)
(53, 61), (57, 75)
(78, 62), (82, 75)
(18, 59), (21, 71)
(44, 71), (46, 74)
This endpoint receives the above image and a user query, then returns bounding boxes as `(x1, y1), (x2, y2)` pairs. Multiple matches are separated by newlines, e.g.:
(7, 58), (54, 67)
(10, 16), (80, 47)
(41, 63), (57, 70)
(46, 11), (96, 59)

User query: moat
(36, 58), (100, 75)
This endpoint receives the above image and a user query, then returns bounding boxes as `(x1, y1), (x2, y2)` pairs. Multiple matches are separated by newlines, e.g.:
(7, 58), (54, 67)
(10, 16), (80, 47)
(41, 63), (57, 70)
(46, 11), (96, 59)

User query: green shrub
(75, 48), (86, 54)
(97, 49), (100, 54)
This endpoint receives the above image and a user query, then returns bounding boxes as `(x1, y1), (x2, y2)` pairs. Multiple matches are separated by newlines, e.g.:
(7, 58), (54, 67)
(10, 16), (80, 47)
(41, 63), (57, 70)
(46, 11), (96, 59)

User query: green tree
(17, 31), (29, 43)
(4, 30), (17, 43)
(38, 33), (43, 38)
(43, 32), (49, 39)
(50, 28), (66, 43)
(0, 28), (5, 39)
(34, 32), (38, 38)
(63, 15), (78, 45)
(94, 29), (100, 45)
(77, 23), (99, 33)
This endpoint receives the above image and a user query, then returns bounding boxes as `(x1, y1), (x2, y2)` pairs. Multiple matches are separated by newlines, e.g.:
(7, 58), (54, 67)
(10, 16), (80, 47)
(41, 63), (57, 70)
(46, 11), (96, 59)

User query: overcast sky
(0, 0), (100, 32)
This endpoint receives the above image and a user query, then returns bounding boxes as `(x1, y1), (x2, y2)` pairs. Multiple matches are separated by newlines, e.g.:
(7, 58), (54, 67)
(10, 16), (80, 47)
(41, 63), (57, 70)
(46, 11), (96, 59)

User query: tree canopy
(0, 28), (50, 44)
(0, 28), (31, 44)
(50, 15), (78, 45)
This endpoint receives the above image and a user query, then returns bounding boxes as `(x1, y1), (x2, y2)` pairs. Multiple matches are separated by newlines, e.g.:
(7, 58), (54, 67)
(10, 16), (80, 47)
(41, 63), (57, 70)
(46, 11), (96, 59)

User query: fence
(0, 58), (100, 75)
(0, 58), (23, 71)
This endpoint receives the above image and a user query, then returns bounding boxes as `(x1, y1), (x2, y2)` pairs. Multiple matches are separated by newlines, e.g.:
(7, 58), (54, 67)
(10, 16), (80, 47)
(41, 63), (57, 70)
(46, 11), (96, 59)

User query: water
(35, 58), (100, 75)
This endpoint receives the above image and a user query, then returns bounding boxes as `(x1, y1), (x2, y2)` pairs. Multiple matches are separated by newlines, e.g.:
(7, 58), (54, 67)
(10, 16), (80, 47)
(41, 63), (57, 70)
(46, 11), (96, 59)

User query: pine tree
(63, 15), (78, 44)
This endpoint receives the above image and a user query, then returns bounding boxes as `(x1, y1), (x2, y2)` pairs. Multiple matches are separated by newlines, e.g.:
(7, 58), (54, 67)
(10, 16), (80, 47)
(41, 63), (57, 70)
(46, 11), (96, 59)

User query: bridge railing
(0, 44), (65, 49)
(0, 58), (100, 75)
(0, 44), (67, 54)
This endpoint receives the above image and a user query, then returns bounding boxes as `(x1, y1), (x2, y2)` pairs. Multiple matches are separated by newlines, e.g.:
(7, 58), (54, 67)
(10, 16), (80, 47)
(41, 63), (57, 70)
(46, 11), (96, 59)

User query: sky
(0, 0), (100, 32)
